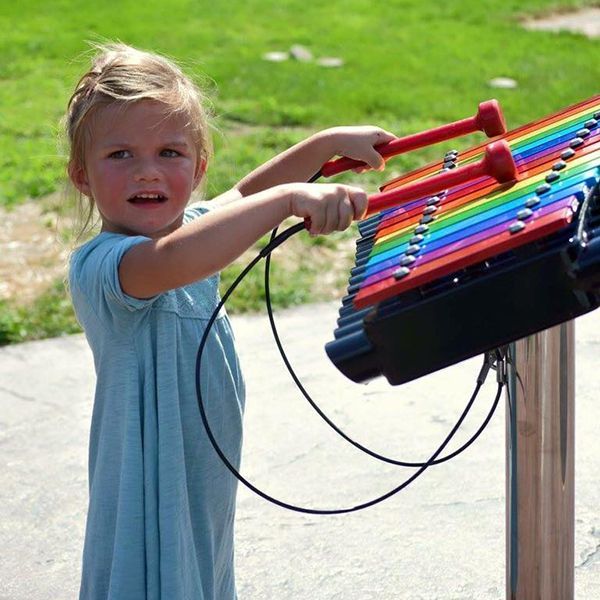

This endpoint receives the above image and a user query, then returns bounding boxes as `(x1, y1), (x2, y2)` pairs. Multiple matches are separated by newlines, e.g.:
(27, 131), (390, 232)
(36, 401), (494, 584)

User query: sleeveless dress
(69, 206), (245, 600)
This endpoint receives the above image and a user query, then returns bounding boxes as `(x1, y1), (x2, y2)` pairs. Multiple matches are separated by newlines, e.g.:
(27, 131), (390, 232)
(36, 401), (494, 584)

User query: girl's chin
(101, 210), (184, 238)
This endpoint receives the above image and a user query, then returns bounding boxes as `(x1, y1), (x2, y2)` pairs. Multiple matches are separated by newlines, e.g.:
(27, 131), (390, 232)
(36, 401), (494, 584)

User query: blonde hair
(64, 42), (214, 239)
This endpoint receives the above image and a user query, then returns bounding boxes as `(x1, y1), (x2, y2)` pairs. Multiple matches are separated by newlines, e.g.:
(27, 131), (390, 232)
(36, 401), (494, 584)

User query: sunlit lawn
(0, 0), (598, 342)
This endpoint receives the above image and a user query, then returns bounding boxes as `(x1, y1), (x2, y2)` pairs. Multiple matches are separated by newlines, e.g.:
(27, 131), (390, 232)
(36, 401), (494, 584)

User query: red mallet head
(483, 139), (518, 182)
(475, 99), (507, 138)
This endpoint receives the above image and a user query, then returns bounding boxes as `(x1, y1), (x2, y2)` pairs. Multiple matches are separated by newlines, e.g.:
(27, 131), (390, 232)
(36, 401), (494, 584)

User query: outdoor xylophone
(325, 95), (600, 385)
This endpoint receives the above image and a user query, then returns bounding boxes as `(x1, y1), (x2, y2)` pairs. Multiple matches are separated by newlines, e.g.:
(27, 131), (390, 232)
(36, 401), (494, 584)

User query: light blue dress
(69, 206), (245, 600)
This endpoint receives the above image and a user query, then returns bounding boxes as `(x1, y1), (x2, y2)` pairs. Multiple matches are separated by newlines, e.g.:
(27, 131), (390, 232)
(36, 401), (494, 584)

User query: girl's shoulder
(69, 232), (157, 316)
(70, 231), (148, 277)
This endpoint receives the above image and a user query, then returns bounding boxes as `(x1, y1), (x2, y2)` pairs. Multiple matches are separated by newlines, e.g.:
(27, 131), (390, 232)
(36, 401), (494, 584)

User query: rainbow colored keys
(326, 95), (600, 385)
(352, 95), (600, 309)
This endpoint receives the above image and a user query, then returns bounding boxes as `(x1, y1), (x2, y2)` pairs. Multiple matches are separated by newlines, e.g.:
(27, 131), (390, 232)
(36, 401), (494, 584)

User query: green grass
(220, 260), (314, 313)
(0, 281), (81, 345)
(2, 0), (599, 205)
(1, 0), (599, 344)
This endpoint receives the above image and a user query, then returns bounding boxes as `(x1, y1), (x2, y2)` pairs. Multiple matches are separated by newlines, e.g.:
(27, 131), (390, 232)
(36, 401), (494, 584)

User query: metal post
(506, 321), (575, 599)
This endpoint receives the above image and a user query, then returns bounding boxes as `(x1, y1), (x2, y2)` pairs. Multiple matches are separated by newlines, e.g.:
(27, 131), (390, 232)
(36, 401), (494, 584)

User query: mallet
(321, 99), (507, 178)
(364, 139), (518, 217)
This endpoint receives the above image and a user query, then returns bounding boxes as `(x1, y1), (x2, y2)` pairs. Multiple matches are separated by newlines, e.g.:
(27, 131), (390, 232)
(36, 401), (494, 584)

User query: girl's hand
(322, 126), (397, 173)
(284, 182), (368, 236)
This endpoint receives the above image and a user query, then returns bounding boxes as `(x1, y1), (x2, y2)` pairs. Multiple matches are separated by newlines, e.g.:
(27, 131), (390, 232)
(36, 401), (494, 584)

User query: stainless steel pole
(506, 321), (575, 599)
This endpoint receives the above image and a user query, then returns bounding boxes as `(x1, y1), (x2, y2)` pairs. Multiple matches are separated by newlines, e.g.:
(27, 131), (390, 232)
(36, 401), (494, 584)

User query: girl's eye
(108, 150), (131, 159)
(161, 149), (181, 158)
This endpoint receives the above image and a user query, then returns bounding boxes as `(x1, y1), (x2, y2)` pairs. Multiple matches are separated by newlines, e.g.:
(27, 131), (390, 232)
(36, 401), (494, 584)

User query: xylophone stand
(505, 321), (575, 599)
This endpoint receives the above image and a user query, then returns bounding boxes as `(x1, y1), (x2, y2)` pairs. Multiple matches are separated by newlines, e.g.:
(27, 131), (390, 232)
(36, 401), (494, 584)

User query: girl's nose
(134, 158), (161, 181)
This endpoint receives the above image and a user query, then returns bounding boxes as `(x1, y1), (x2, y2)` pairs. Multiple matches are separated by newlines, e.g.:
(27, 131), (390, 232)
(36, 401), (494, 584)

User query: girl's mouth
(128, 193), (168, 205)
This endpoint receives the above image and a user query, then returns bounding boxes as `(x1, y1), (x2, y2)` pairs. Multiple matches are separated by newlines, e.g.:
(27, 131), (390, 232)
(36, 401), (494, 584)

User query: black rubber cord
(194, 225), (505, 514)
(194, 165), (506, 513)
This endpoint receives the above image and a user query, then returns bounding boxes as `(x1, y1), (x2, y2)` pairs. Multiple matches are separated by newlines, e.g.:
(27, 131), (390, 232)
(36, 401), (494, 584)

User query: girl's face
(70, 100), (205, 238)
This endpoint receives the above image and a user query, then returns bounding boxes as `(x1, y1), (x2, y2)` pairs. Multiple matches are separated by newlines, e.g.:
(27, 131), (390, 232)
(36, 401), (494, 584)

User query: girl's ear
(68, 161), (92, 197)
(193, 158), (207, 189)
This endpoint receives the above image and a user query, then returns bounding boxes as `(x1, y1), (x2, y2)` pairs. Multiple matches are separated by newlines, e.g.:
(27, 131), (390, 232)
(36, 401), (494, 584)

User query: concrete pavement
(1, 302), (599, 599)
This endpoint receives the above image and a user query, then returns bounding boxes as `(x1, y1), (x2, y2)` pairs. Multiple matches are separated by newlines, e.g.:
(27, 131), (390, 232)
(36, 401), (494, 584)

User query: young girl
(66, 42), (394, 600)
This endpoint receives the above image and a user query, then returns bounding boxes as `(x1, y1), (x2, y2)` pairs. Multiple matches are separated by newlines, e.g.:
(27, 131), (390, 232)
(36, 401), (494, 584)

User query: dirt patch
(0, 202), (71, 304)
(523, 7), (600, 38)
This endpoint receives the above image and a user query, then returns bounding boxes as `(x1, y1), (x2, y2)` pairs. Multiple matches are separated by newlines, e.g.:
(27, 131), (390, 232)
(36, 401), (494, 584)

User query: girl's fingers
(364, 148), (386, 171)
(307, 200), (325, 235)
(296, 183), (367, 235)
(324, 194), (341, 233)
(309, 221), (322, 236)
(350, 188), (368, 220)
(377, 128), (397, 142)
(337, 196), (354, 231)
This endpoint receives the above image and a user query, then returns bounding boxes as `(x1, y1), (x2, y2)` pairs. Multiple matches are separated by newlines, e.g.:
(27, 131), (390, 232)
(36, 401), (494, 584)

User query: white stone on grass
(262, 51), (289, 63)
(290, 44), (313, 62)
(316, 57), (344, 68)
(488, 77), (518, 89)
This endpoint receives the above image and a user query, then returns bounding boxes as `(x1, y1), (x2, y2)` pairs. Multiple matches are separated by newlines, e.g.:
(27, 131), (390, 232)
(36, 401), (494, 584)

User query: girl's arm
(233, 126), (396, 197)
(193, 186), (243, 208)
(119, 182), (367, 299)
